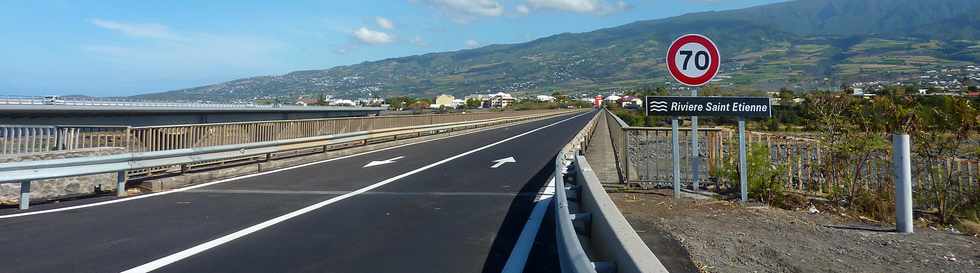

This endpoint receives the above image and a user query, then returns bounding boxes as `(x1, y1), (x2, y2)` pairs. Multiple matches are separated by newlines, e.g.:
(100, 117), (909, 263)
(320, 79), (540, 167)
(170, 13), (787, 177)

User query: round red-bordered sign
(666, 34), (720, 86)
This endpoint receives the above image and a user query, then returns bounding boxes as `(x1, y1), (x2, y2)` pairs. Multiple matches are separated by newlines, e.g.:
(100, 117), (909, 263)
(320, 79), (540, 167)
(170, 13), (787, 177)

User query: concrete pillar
(893, 134), (914, 233)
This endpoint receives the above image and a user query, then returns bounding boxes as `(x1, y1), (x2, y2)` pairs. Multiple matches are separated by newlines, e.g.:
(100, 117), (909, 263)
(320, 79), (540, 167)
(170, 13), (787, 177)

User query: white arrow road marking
(490, 157), (516, 168)
(363, 156), (404, 168)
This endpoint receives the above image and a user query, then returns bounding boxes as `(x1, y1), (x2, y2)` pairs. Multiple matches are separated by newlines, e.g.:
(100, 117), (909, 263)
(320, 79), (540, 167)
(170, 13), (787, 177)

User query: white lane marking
(490, 156), (517, 168)
(122, 111), (590, 273)
(501, 177), (556, 273)
(187, 189), (533, 197)
(362, 156), (404, 168)
(0, 113), (576, 220)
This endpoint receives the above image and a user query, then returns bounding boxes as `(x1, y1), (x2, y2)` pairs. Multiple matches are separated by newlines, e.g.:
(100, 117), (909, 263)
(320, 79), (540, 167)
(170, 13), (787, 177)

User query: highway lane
(0, 110), (595, 273)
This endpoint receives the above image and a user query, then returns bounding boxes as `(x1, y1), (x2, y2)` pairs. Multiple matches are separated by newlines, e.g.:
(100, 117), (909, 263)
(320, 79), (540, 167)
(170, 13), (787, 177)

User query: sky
(0, 0), (785, 97)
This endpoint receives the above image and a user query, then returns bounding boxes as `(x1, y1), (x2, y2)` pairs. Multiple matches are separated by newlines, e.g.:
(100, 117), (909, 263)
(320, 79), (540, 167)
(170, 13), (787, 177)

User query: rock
(808, 205), (820, 214)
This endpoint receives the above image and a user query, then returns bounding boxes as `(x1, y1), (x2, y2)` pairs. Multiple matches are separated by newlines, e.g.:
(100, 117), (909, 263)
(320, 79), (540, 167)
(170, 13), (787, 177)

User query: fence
(603, 110), (980, 204)
(125, 110), (559, 152)
(0, 125), (129, 156)
(1, 110), (564, 156)
(0, 95), (371, 109)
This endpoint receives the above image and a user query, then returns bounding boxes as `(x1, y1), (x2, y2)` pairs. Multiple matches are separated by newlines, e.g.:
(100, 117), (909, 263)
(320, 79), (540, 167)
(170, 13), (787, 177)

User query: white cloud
(375, 17), (395, 30)
(90, 18), (182, 40)
(418, 0), (504, 23)
(82, 34), (285, 73)
(411, 36), (429, 47)
(516, 4), (531, 15)
(464, 39), (480, 49)
(523, 0), (631, 15)
(352, 27), (394, 44)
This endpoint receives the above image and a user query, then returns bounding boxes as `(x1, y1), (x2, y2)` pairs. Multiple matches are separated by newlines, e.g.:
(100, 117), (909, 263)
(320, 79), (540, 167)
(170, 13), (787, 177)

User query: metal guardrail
(126, 110), (561, 152)
(553, 109), (612, 273)
(0, 95), (369, 109)
(0, 110), (563, 156)
(556, 108), (670, 273)
(2, 109), (583, 209)
(554, 110), (602, 273)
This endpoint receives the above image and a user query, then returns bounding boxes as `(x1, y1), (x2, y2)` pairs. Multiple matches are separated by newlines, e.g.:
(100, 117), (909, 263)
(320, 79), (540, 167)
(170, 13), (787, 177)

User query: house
(490, 92), (515, 108)
(328, 99), (356, 106)
(431, 94), (456, 108)
(535, 95), (556, 102)
(295, 97), (320, 106)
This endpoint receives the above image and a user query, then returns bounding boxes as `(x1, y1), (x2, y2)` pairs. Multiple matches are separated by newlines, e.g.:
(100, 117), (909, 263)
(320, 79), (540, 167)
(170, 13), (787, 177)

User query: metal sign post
(690, 89), (700, 191)
(671, 116), (681, 198)
(666, 34), (719, 193)
(738, 117), (748, 203)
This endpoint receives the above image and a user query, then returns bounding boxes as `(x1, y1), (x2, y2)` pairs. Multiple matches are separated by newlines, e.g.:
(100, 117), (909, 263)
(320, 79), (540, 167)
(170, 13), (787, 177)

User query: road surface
(0, 110), (595, 273)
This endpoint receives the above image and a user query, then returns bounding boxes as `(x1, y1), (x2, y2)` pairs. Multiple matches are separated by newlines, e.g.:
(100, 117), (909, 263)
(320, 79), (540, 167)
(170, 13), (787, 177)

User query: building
(535, 95), (556, 102)
(295, 97), (320, 106)
(431, 94), (456, 108)
(490, 92), (515, 108)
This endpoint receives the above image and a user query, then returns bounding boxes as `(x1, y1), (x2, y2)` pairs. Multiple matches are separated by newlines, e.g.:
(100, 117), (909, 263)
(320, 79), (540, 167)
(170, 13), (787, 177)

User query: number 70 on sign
(666, 34), (721, 87)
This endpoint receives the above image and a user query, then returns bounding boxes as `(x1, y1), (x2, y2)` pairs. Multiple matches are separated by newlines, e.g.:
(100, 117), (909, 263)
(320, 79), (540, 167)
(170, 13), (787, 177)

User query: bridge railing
(126, 110), (559, 152)
(0, 110), (559, 157)
(553, 108), (669, 273)
(0, 125), (129, 156)
(604, 110), (979, 203)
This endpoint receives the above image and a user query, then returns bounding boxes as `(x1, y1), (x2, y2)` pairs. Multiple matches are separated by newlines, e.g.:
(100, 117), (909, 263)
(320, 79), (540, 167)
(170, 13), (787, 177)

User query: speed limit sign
(666, 34), (720, 86)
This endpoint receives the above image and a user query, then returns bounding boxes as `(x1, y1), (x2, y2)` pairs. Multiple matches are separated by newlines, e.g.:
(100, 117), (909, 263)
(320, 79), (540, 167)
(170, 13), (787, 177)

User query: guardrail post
(593, 261), (616, 273)
(19, 181), (31, 210)
(893, 134), (913, 233)
(571, 212), (592, 235)
(116, 171), (128, 197)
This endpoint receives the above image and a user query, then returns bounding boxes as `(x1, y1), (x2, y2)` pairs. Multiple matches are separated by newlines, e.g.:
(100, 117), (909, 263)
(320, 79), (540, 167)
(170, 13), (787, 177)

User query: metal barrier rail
(0, 110), (559, 156)
(126, 109), (560, 152)
(558, 108), (670, 273)
(0, 95), (373, 109)
(2, 109), (584, 209)
(554, 110), (602, 273)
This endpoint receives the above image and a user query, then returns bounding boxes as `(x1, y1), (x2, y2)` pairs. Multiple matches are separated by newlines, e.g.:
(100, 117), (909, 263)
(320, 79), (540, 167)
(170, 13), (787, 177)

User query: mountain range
(136, 0), (980, 101)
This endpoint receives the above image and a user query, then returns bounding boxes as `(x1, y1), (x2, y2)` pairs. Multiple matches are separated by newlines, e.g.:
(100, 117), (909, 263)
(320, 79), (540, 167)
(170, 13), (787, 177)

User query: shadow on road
(479, 157), (559, 273)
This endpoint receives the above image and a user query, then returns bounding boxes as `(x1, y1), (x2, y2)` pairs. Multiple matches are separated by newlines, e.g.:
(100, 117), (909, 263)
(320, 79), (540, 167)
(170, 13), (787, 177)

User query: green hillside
(136, 0), (980, 101)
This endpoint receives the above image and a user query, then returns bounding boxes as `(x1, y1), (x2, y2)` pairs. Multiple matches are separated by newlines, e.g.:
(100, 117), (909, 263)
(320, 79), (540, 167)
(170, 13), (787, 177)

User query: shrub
(719, 143), (788, 206)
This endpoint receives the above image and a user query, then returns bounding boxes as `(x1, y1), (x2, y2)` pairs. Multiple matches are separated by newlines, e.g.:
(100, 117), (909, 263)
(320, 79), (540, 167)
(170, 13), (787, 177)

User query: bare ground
(610, 190), (980, 273)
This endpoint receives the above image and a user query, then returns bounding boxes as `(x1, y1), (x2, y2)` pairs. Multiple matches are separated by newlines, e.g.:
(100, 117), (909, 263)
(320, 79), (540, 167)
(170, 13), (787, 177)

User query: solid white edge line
(121, 111), (590, 273)
(0, 113), (576, 220)
(501, 177), (556, 273)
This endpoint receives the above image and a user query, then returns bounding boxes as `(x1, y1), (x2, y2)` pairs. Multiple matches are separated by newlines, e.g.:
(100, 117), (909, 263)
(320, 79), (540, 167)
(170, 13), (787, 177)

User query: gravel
(611, 190), (980, 273)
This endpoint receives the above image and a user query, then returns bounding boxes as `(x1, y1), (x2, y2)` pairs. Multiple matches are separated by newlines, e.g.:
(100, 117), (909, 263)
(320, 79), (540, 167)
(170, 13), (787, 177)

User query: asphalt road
(0, 110), (595, 273)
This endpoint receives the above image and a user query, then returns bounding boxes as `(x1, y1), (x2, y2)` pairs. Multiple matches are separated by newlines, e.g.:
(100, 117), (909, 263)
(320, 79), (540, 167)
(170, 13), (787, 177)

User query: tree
(910, 96), (978, 223)
(407, 98), (432, 112)
(465, 98), (482, 109)
(385, 96), (413, 110)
